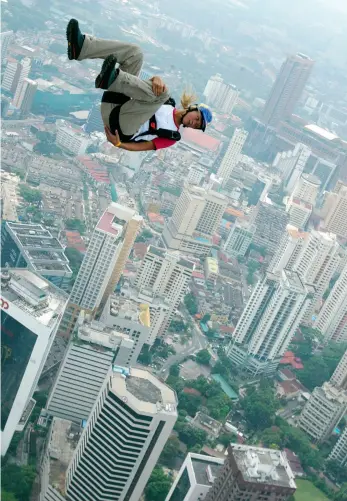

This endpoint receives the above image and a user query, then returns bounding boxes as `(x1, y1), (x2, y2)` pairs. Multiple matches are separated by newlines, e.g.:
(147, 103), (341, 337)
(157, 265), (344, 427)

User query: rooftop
(47, 418), (82, 496)
(110, 367), (177, 415)
(231, 444), (296, 489)
(304, 124), (339, 141)
(1, 269), (67, 328)
(191, 455), (223, 486)
(108, 296), (151, 328)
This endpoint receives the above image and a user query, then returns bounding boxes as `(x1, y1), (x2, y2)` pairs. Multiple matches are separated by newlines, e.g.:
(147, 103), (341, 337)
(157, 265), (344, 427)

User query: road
(158, 319), (208, 378)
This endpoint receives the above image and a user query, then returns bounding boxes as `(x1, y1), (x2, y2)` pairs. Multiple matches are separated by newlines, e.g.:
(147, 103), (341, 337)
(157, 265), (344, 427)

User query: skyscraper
(272, 229), (342, 323)
(134, 246), (194, 311)
(13, 77), (37, 115)
(1, 31), (13, 64)
(41, 368), (177, 501)
(298, 382), (347, 443)
(204, 444), (296, 501)
(291, 173), (321, 205)
(203, 74), (239, 115)
(1, 269), (67, 455)
(163, 184), (228, 256)
(314, 263), (347, 343)
(85, 102), (104, 134)
(2, 58), (23, 94)
(217, 128), (248, 185)
(12, 57), (31, 105)
(270, 225), (307, 273)
(250, 201), (289, 255)
(224, 221), (255, 258)
(273, 143), (311, 194)
(321, 182), (347, 238)
(328, 426), (347, 467)
(58, 203), (142, 339)
(46, 307), (149, 423)
(1, 222), (72, 291)
(262, 53), (314, 127)
(330, 350), (347, 390)
(226, 270), (314, 376)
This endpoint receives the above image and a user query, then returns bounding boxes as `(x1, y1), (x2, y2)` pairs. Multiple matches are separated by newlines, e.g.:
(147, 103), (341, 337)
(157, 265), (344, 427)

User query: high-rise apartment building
(226, 270), (314, 376)
(1, 31), (13, 64)
(12, 57), (31, 106)
(1, 269), (67, 455)
(165, 453), (224, 501)
(58, 203), (141, 339)
(41, 368), (177, 501)
(314, 263), (347, 343)
(224, 221), (255, 258)
(262, 53), (314, 127)
(328, 427), (347, 467)
(285, 197), (312, 229)
(271, 229), (341, 323)
(85, 102), (104, 134)
(163, 184), (228, 256)
(217, 128), (248, 185)
(291, 173), (321, 205)
(321, 182), (347, 238)
(111, 285), (171, 344)
(47, 307), (149, 423)
(250, 201), (289, 255)
(13, 77), (37, 115)
(330, 350), (347, 390)
(203, 74), (239, 115)
(1, 222), (72, 291)
(2, 57), (30, 95)
(56, 119), (90, 155)
(273, 143), (312, 194)
(134, 246), (194, 310)
(270, 225), (307, 273)
(298, 382), (347, 443)
(204, 444), (296, 501)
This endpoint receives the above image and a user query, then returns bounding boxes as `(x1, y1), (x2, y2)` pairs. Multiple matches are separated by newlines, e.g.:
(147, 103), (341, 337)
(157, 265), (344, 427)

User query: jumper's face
(183, 110), (202, 129)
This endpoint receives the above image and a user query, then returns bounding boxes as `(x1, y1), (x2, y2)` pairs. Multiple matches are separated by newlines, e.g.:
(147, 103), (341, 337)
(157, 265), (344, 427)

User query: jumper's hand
(151, 76), (167, 96)
(105, 126), (121, 147)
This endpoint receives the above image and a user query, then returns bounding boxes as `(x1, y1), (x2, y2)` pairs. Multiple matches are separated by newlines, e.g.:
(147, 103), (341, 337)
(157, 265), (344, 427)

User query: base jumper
(66, 19), (213, 152)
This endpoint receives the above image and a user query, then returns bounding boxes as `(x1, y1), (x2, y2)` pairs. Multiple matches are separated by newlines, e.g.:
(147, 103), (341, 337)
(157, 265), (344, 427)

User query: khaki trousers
(78, 35), (169, 135)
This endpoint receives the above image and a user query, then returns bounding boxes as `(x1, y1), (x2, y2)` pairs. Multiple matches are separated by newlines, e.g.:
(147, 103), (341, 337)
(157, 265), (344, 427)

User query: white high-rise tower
(12, 57), (31, 106)
(217, 128), (248, 185)
(226, 270), (314, 376)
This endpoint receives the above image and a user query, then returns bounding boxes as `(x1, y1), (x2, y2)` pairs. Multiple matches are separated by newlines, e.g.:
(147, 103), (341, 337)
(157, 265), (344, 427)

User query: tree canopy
(19, 185), (42, 204)
(184, 293), (198, 315)
(159, 436), (181, 468)
(144, 467), (172, 501)
(65, 218), (86, 234)
(1, 465), (36, 501)
(241, 380), (280, 431)
(196, 349), (211, 366)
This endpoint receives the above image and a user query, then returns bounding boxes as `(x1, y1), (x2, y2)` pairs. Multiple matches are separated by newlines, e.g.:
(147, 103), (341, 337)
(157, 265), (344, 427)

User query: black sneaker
(66, 19), (85, 60)
(95, 55), (118, 89)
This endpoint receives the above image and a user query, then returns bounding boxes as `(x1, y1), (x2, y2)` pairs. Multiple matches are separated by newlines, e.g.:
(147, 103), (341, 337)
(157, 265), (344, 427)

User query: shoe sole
(95, 55), (117, 89)
(66, 19), (79, 60)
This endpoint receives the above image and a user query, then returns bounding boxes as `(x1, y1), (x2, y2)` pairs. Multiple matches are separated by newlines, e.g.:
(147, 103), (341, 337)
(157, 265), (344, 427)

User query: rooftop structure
(204, 444), (296, 501)
(165, 452), (224, 501)
(1, 222), (72, 291)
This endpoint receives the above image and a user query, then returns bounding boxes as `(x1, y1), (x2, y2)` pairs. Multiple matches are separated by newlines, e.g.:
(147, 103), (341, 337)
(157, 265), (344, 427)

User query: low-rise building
(56, 120), (90, 155)
(165, 452), (224, 501)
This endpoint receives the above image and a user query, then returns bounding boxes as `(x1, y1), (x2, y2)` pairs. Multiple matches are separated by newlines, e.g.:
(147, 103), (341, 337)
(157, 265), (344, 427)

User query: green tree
(65, 218), (86, 234)
(159, 436), (181, 468)
(1, 465), (36, 501)
(218, 433), (237, 447)
(169, 364), (180, 377)
(1, 491), (18, 501)
(19, 185), (42, 204)
(177, 424), (207, 449)
(246, 273), (255, 285)
(296, 356), (330, 391)
(241, 381), (279, 431)
(206, 393), (233, 420)
(325, 459), (347, 483)
(65, 247), (84, 281)
(144, 467), (172, 501)
(201, 314), (211, 323)
(138, 344), (152, 365)
(196, 349), (211, 366)
(178, 393), (202, 417)
(184, 293), (198, 315)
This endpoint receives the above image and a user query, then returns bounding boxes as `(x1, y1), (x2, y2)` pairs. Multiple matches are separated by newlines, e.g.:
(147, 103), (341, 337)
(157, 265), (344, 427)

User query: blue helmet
(198, 104), (213, 132)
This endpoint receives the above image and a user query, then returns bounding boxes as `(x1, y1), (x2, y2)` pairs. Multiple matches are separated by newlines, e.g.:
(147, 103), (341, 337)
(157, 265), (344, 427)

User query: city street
(158, 319), (208, 378)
